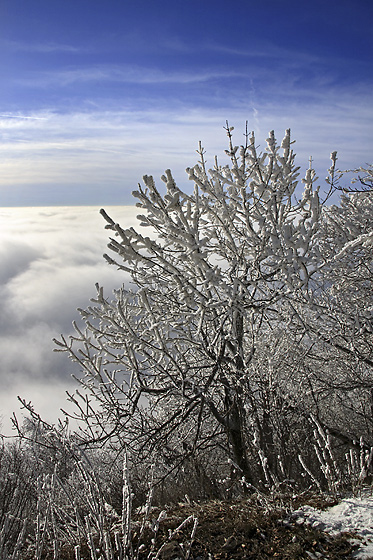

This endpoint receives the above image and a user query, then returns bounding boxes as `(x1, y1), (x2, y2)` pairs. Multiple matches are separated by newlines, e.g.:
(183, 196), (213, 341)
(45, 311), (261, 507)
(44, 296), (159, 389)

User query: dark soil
(131, 494), (361, 559)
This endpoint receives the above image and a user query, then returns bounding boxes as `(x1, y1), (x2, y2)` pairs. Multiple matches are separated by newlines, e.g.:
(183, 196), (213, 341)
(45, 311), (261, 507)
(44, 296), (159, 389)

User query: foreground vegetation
(0, 432), (364, 559)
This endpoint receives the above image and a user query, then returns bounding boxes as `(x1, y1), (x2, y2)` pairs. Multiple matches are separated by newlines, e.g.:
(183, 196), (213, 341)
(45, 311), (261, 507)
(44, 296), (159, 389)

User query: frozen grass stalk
(122, 449), (132, 559)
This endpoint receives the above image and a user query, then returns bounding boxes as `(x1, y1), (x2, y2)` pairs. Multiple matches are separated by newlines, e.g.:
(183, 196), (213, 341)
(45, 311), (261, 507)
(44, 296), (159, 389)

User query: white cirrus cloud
(3, 39), (89, 54)
(15, 65), (248, 88)
(0, 99), (372, 207)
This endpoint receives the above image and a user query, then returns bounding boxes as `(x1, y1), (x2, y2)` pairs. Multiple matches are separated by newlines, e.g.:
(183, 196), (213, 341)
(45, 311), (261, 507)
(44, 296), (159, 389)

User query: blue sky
(0, 0), (372, 206)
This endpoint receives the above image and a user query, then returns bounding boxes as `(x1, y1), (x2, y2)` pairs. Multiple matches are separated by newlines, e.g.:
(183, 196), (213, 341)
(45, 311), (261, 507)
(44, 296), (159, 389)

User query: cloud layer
(0, 206), (138, 435)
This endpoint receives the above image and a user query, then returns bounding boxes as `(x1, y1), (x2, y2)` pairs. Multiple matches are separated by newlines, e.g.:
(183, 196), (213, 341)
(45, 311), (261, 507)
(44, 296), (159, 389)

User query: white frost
(293, 491), (373, 558)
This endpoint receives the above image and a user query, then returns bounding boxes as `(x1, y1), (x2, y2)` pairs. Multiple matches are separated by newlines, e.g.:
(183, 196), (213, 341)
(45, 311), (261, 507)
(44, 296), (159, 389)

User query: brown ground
(131, 494), (362, 559)
(31, 493), (364, 559)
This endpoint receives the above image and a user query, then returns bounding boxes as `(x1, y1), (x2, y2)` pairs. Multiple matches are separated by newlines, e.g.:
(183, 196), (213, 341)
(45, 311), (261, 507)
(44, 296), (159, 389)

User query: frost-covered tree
(56, 126), (340, 486)
(296, 174), (373, 445)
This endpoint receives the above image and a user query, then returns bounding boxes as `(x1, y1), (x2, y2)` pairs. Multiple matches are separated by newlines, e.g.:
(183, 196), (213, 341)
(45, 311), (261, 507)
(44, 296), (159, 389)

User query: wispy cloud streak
(0, 114), (48, 120)
(14, 64), (249, 88)
(3, 39), (86, 53)
(0, 93), (372, 206)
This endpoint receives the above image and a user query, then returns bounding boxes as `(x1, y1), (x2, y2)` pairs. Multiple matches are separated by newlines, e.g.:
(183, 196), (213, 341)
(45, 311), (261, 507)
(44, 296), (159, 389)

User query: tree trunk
(227, 398), (254, 486)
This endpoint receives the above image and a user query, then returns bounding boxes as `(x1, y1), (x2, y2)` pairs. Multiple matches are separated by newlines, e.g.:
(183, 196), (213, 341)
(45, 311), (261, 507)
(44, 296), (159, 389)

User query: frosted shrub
(0, 441), (38, 559)
(6, 413), (199, 560)
(54, 125), (325, 486)
(52, 124), (373, 491)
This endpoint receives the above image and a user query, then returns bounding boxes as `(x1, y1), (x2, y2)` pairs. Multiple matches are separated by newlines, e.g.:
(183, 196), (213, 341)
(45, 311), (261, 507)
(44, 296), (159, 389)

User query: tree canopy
(54, 126), (373, 492)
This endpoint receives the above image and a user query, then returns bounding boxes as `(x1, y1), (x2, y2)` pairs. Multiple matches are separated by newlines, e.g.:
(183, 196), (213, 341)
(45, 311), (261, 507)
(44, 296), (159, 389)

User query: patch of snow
(293, 491), (373, 559)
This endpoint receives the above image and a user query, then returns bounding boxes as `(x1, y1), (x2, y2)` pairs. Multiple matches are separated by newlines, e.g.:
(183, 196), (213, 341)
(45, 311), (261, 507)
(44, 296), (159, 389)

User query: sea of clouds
(0, 205), (138, 435)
